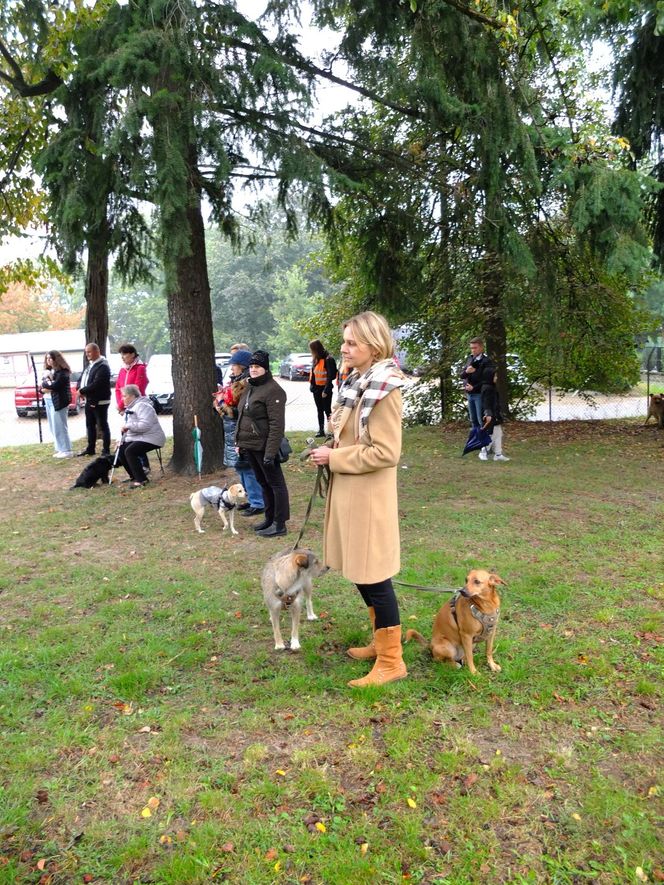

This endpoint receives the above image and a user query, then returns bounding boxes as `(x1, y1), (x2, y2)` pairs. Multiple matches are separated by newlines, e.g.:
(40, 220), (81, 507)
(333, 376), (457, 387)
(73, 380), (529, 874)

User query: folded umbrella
(462, 425), (493, 456)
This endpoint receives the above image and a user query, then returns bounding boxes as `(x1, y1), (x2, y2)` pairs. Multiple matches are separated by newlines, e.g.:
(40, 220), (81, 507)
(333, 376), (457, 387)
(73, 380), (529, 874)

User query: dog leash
(290, 438), (331, 552)
(393, 579), (464, 594)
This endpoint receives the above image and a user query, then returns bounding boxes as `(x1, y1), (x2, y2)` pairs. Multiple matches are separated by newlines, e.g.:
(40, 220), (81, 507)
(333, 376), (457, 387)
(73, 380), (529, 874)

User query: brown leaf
(36, 859), (47, 871)
(83, 875), (94, 883)
(35, 789), (49, 805)
(264, 848), (278, 861)
(462, 773), (478, 790)
(108, 754), (120, 764)
(221, 842), (234, 853)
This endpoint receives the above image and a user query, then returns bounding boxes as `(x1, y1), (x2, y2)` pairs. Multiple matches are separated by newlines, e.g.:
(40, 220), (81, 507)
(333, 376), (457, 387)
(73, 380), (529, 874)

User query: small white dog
(261, 548), (328, 651)
(189, 483), (247, 534)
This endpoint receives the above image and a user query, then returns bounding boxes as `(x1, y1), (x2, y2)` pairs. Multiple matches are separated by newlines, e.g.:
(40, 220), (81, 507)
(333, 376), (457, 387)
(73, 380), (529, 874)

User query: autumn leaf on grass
(264, 848), (278, 861)
(147, 797), (160, 811)
(275, 769), (287, 777)
(159, 835), (172, 846)
(220, 842), (234, 853)
(406, 798), (417, 809)
(315, 822), (326, 833)
(141, 807), (152, 818)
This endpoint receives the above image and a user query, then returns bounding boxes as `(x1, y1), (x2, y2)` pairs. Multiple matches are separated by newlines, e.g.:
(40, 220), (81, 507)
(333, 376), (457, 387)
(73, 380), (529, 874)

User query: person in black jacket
(235, 350), (290, 537)
(77, 343), (112, 457)
(460, 337), (495, 429)
(309, 339), (337, 437)
(41, 350), (73, 458)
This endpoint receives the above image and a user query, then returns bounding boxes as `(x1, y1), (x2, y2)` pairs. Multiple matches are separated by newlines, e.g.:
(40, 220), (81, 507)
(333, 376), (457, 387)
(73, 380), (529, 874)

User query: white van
(146, 354), (174, 413)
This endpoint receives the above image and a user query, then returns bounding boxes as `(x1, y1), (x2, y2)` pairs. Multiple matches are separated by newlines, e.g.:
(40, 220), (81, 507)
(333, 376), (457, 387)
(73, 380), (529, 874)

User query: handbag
(277, 436), (292, 463)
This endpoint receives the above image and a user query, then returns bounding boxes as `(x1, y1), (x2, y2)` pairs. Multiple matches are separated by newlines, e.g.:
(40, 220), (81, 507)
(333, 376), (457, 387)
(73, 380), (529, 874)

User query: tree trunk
(84, 234), (109, 364)
(166, 189), (224, 475)
(483, 262), (509, 414)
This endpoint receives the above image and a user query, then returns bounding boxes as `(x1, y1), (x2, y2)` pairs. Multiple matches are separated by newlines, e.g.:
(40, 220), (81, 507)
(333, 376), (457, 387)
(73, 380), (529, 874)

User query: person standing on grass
(235, 350), (290, 537)
(309, 339), (337, 438)
(460, 337), (495, 430)
(115, 344), (149, 413)
(41, 351), (73, 458)
(309, 311), (407, 688)
(216, 348), (265, 517)
(77, 343), (112, 457)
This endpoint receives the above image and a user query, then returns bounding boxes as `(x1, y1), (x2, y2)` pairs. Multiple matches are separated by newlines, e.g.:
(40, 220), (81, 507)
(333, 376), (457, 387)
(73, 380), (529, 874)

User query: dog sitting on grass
(407, 569), (505, 675)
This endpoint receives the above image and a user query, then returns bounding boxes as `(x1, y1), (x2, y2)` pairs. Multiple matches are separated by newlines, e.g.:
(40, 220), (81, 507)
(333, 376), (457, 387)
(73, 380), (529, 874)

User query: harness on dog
(200, 485), (236, 512)
(449, 591), (500, 642)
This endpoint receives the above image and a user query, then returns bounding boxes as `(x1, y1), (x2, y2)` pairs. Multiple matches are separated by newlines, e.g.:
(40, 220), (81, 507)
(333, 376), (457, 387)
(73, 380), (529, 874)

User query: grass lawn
(0, 422), (662, 885)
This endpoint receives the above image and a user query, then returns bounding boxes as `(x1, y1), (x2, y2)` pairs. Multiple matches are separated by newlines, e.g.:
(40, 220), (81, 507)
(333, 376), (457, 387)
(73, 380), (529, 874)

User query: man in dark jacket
(235, 350), (290, 537)
(77, 342), (112, 456)
(460, 337), (495, 429)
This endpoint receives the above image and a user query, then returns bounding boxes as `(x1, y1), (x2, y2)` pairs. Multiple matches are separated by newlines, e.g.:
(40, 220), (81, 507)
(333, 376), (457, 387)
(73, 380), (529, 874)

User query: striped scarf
(332, 358), (406, 443)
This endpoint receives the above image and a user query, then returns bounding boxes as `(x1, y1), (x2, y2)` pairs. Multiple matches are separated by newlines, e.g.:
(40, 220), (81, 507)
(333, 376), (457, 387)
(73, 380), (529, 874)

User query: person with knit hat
(308, 312), (407, 688)
(234, 350), (290, 537)
(215, 348), (265, 515)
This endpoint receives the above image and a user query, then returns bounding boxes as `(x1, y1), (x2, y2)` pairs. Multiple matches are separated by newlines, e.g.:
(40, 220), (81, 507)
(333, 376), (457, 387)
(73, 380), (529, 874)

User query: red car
(14, 372), (81, 417)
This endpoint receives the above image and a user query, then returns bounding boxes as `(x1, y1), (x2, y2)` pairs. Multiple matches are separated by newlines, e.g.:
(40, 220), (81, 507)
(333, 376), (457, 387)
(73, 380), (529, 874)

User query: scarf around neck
(332, 358), (406, 443)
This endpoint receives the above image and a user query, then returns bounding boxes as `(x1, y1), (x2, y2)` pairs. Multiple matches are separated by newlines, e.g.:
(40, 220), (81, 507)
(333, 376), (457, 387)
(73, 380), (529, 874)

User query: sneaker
(478, 447), (488, 461)
(236, 502), (251, 511)
(54, 451), (73, 459)
(493, 454), (510, 461)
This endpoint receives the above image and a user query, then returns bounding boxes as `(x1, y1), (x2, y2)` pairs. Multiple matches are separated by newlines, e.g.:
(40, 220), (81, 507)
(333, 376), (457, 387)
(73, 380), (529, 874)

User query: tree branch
(0, 37), (62, 96)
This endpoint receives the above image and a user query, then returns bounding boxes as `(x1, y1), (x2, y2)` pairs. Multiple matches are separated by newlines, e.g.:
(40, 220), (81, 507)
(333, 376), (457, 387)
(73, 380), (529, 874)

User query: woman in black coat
(41, 351), (73, 458)
(235, 350), (290, 537)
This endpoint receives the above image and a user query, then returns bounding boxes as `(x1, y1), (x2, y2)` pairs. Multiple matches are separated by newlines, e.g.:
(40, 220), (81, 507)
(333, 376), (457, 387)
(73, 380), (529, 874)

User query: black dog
(70, 455), (114, 489)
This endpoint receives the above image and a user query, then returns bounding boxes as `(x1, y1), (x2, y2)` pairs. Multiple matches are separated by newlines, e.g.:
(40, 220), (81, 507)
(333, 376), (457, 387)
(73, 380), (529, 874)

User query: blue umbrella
(462, 425), (493, 456)
(192, 414), (203, 479)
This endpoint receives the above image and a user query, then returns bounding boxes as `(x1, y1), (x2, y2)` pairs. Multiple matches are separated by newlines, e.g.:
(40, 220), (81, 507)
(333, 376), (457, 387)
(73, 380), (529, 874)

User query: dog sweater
(200, 486), (236, 511)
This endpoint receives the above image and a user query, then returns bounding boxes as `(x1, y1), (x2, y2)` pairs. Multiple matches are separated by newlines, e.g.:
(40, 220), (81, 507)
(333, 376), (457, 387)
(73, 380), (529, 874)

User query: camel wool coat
(323, 388), (402, 584)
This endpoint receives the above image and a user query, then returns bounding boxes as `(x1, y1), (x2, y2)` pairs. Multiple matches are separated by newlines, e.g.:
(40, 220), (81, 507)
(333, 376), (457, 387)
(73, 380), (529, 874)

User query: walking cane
(108, 434), (124, 485)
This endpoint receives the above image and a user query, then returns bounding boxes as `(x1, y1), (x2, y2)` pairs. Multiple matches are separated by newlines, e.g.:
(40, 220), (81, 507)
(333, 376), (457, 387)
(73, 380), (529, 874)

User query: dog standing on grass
(407, 569), (505, 674)
(189, 483), (247, 534)
(644, 393), (664, 429)
(261, 548), (328, 651)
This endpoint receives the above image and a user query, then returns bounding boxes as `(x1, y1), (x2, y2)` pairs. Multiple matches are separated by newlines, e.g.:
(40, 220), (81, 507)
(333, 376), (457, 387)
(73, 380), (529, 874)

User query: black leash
(291, 437), (332, 551)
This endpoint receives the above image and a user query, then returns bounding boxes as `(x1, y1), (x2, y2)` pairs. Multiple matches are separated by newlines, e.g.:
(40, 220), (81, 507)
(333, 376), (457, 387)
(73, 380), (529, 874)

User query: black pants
(118, 440), (160, 483)
(356, 579), (400, 628)
(84, 402), (111, 454)
(246, 450), (290, 527)
(312, 387), (331, 433)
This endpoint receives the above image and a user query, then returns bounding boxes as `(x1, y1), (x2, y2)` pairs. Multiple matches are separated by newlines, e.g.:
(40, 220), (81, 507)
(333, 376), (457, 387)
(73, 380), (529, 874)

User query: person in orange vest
(309, 339), (338, 437)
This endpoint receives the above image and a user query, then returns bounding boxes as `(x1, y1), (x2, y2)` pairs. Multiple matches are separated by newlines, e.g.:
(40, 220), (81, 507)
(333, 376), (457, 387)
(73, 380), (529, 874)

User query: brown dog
(406, 569), (505, 674)
(644, 393), (664, 429)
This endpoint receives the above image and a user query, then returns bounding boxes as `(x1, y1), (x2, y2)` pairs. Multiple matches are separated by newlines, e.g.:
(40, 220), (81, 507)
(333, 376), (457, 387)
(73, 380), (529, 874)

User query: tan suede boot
(347, 626), (407, 687)
(347, 607), (377, 660)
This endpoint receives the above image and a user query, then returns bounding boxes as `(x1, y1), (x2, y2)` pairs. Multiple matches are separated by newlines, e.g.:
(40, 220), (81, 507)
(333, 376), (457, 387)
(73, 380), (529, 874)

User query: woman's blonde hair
(343, 311), (394, 362)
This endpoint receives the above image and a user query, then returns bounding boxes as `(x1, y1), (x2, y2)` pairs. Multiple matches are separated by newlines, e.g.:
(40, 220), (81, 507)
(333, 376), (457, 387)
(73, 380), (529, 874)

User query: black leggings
(356, 579), (400, 628)
(312, 387), (331, 432)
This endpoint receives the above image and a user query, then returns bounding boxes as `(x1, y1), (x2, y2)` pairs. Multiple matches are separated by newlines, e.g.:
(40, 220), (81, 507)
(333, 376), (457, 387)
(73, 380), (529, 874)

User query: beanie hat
(249, 350), (270, 370)
(229, 349), (252, 368)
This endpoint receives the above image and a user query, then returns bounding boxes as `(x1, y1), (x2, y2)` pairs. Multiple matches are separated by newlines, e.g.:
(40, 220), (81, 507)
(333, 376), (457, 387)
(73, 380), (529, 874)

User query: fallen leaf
(108, 754), (120, 764)
(265, 848), (278, 861)
(234, 611), (242, 618)
(35, 789), (49, 805)
(36, 859), (47, 871)
(315, 822), (326, 833)
(221, 842), (234, 853)
(275, 769), (286, 777)
(406, 798), (417, 809)
(138, 726), (152, 734)
(360, 842), (369, 855)
(462, 773), (478, 790)
(82, 875), (94, 883)
(159, 835), (172, 845)
(571, 813), (581, 821)
(274, 861), (282, 872)
(147, 796), (160, 811)
(635, 868), (648, 882)
(648, 785), (660, 797)
(141, 807), (152, 818)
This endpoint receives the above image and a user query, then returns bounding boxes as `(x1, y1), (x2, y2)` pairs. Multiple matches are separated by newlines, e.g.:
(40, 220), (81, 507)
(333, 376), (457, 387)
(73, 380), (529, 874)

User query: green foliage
(267, 266), (324, 357)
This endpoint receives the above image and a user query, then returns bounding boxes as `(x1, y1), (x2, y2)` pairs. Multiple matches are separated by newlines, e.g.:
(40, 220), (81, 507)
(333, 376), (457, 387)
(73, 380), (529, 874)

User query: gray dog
(261, 548), (328, 651)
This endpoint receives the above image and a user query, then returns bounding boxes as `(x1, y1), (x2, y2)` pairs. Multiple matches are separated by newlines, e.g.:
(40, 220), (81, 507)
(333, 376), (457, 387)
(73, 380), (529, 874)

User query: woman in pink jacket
(115, 344), (149, 413)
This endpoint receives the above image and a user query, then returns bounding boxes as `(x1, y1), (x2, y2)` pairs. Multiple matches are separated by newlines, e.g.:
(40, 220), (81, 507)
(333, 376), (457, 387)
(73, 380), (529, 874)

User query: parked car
(14, 372), (81, 417)
(107, 354), (124, 387)
(279, 352), (313, 381)
(146, 354), (174, 413)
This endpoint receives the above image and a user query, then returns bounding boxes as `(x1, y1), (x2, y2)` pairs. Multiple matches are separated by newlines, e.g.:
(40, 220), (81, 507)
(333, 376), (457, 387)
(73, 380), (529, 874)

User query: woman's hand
(309, 446), (331, 466)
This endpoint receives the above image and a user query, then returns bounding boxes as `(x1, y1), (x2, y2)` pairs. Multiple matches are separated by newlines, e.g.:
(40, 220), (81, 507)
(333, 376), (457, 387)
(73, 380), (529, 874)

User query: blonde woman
(309, 311), (407, 687)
